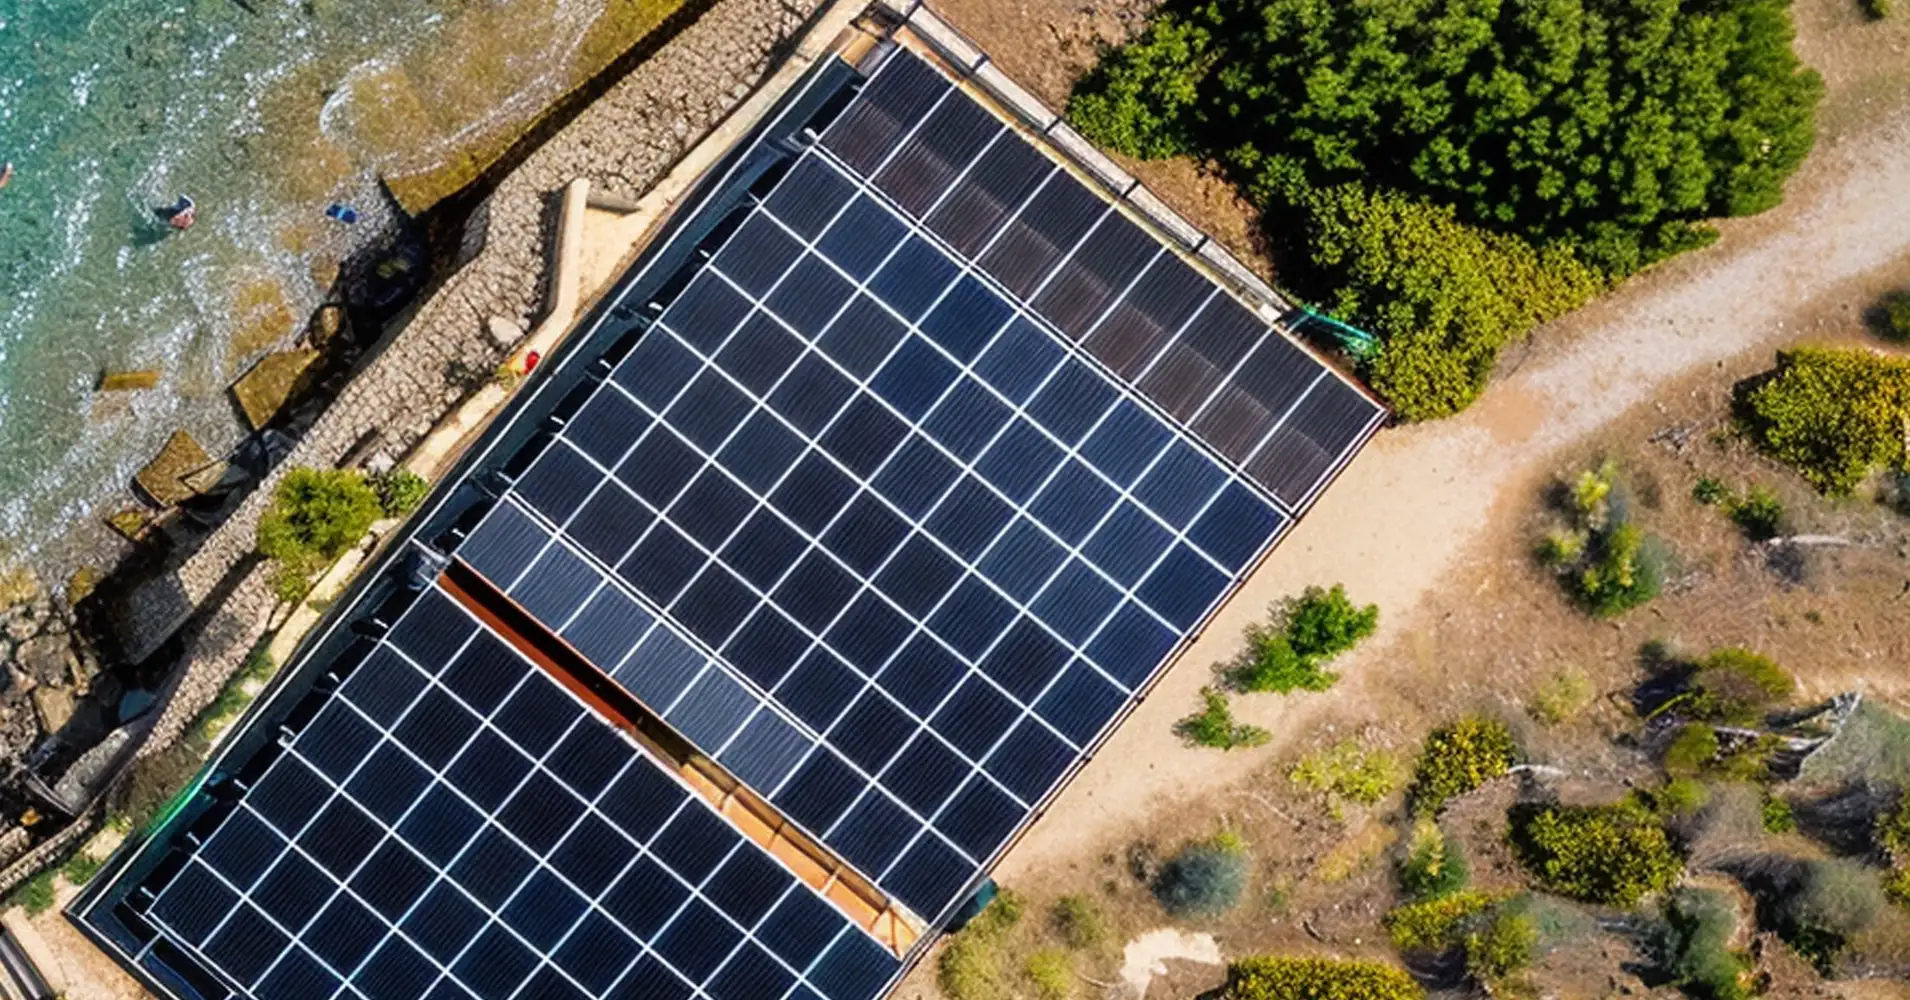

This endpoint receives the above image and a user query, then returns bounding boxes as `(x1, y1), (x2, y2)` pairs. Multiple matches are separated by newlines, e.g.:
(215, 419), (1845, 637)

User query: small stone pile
(0, 577), (99, 762)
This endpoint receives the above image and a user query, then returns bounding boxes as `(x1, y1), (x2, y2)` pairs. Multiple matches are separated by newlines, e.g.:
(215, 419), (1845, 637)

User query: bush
(257, 467), (384, 584)
(1693, 477), (1731, 506)
(1575, 522), (1664, 617)
(1154, 836), (1250, 919)
(11, 870), (55, 915)
(1289, 740), (1401, 816)
(1052, 895), (1106, 950)
(1408, 717), (1518, 815)
(1862, 0), (1894, 21)
(1301, 183), (1604, 420)
(1510, 800), (1684, 905)
(1727, 486), (1786, 541)
(1531, 668), (1594, 725)
(63, 852), (105, 887)
(1065, 12), (1211, 159)
(1220, 956), (1423, 1000)
(1779, 858), (1885, 967)
(1385, 890), (1497, 950)
(939, 892), (1022, 1000)
(375, 468), (430, 517)
(1657, 778), (1713, 819)
(1176, 687), (1270, 750)
(1762, 794), (1797, 834)
(1665, 724), (1722, 777)
(1689, 648), (1795, 724)
(1025, 949), (1072, 1000)
(1740, 348), (1910, 494)
(1229, 585), (1378, 693)
(1884, 291), (1910, 338)
(1659, 889), (1751, 1000)
(1398, 819), (1470, 901)
(1465, 910), (1538, 989)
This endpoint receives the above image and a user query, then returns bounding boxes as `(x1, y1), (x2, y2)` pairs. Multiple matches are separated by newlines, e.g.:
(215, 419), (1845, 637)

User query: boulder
(4, 615), (36, 643)
(16, 635), (74, 688)
(488, 315), (527, 349)
(32, 686), (74, 733)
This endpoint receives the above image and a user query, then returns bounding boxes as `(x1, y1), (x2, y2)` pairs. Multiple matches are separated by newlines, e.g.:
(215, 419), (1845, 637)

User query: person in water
(0, 162), (13, 191)
(157, 195), (195, 231)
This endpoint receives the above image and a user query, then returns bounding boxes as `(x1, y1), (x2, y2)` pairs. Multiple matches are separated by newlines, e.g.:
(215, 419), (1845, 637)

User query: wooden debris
(134, 431), (212, 506)
(97, 370), (161, 392)
(232, 349), (320, 429)
(107, 508), (152, 541)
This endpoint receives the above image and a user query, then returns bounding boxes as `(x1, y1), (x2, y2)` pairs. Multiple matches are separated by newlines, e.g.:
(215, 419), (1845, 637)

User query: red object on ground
(524, 351), (541, 372)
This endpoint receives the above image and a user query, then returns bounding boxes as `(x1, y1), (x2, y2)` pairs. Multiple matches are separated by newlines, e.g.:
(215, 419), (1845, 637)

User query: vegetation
(1155, 834), (1251, 918)
(257, 467), (384, 603)
(1692, 476), (1731, 506)
(1665, 724), (1722, 777)
(1510, 800), (1684, 905)
(1407, 717), (1518, 815)
(1686, 647), (1795, 724)
(1069, 0), (1821, 417)
(1861, 0), (1894, 20)
(1176, 687), (1271, 750)
(10, 870), (55, 915)
(1289, 740), (1401, 817)
(1228, 584), (1378, 693)
(1740, 348), (1910, 494)
(1656, 778), (1712, 819)
(1727, 486), (1786, 541)
(1531, 668), (1594, 726)
(375, 468), (430, 518)
(1051, 895), (1106, 949)
(1762, 794), (1797, 834)
(1025, 949), (1072, 1000)
(939, 891), (1024, 1000)
(1539, 460), (1664, 616)
(1219, 956), (1423, 1000)
(1398, 819), (1470, 901)
(1882, 291), (1910, 339)
(1465, 909), (1539, 993)
(63, 852), (105, 887)
(1778, 858), (1886, 969)
(1384, 890), (1497, 950)
(1658, 889), (1751, 1000)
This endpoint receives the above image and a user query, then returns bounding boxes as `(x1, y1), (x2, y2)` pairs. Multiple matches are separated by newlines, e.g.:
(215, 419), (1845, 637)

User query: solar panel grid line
(1230, 368), (1330, 473)
(209, 588), (865, 1000)
(1258, 396), (1388, 514)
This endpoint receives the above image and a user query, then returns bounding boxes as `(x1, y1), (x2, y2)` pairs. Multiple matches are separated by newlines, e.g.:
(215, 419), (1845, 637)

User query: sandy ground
(991, 99), (1910, 886)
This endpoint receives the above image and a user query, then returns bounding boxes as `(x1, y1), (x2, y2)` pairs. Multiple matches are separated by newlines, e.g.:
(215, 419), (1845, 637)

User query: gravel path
(994, 103), (1910, 883)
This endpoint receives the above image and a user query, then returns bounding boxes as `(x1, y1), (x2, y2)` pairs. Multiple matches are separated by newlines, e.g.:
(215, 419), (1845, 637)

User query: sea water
(0, 0), (600, 565)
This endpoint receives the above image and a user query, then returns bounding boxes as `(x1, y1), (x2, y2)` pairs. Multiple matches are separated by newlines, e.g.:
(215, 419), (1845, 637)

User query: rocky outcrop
(129, 0), (832, 752)
(0, 590), (97, 764)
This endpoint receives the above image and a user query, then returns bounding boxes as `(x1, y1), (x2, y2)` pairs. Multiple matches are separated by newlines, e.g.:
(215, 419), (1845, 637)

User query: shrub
(1052, 895), (1106, 950)
(1289, 740), (1401, 816)
(1220, 956), (1423, 1000)
(1692, 476), (1731, 506)
(1762, 794), (1797, 834)
(1727, 486), (1785, 541)
(1466, 910), (1538, 989)
(1385, 890), (1497, 950)
(1877, 795), (1910, 861)
(1740, 348), (1910, 494)
(1066, 12), (1211, 159)
(939, 892), (1022, 1000)
(257, 467), (383, 583)
(1408, 717), (1518, 815)
(1302, 184), (1604, 420)
(1398, 819), (1470, 901)
(63, 852), (105, 887)
(1688, 648), (1794, 724)
(1229, 585), (1378, 693)
(1025, 949), (1072, 1000)
(1176, 687), (1270, 750)
(1657, 778), (1712, 819)
(1575, 522), (1664, 617)
(1884, 291), (1910, 338)
(1536, 530), (1587, 567)
(1659, 889), (1751, 1000)
(1154, 836), (1250, 918)
(375, 468), (430, 517)
(1782, 858), (1885, 947)
(11, 870), (55, 915)
(1531, 668), (1594, 725)
(1665, 724), (1722, 777)
(1862, 0), (1894, 21)
(1510, 800), (1684, 905)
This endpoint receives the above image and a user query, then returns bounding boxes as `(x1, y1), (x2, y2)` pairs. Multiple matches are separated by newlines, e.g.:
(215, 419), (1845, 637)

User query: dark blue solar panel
(766, 254), (856, 334)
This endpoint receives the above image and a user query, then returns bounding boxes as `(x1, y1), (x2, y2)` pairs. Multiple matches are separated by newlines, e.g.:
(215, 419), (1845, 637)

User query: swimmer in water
(0, 162), (12, 190)
(157, 194), (195, 231)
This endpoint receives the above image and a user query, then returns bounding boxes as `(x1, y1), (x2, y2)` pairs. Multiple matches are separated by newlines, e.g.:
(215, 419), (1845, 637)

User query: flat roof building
(73, 18), (1381, 1000)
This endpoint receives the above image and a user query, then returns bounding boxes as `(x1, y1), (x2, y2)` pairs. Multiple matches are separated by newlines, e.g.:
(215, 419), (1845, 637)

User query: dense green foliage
(1155, 836), (1251, 918)
(1024, 950), (1072, 1000)
(1540, 460), (1664, 616)
(376, 468), (430, 518)
(1070, 0), (1821, 417)
(11, 870), (55, 915)
(1289, 739), (1401, 815)
(1884, 292), (1910, 340)
(1762, 793), (1796, 834)
(257, 467), (383, 601)
(1687, 647), (1795, 724)
(1510, 800), (1684, 905)
(1384, 890), (1497, 950)
(1741, 348), (1910, 494)
(63, 852), (105, 887)
(1399, 819), (1471, 900)
(1658, 889), (1751, 1000)
(1220, 956), (1423, 1000)
(1408, 717), (1518, 814)
(1778, 858), (1885, 967)
(1465, 910), (1539, 991)
(1727, 485), (1786, 540)
(1230, 584), (1379, 693)
(1301, 183), (1604, 419)
(939, 891), (1023, 1000)
(1665, 723), (1721, 777)
(1177, 687), (1272, 749)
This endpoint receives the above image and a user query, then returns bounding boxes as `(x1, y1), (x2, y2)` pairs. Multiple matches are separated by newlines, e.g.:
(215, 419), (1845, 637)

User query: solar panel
(125, 583), (896, 1000)
(79, 43), (1380, 1000)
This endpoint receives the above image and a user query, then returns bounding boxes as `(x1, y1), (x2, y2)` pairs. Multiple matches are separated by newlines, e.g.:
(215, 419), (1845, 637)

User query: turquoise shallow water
(0, 0), (595, 565)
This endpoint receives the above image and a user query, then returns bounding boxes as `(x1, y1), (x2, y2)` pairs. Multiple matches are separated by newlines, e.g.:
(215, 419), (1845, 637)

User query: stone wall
(127, 0), (832, 747)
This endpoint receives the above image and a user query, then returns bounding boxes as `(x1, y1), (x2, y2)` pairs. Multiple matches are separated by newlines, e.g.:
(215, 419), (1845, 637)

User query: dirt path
(993, 103), (1910, 884)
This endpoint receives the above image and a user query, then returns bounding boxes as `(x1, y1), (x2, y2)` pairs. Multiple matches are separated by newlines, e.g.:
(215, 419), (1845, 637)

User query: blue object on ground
(325, 203), (359, 224)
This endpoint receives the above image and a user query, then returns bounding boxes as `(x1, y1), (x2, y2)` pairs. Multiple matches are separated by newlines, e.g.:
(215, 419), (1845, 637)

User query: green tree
(1510, 800), (1684, 905)
(257, 468), (384, 575)
(1177, 687), (1272, 749)
(1230, 584), (1379, 692)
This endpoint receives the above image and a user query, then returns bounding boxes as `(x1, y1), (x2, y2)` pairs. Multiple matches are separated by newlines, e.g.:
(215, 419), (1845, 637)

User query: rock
(0, 567), (37, 607)
(32, 686), (74, 733)
(98, 369), (162, 392)
(16, 635), (74, 688)
(5, 616), (36, 643)
(311, 304), (347, 343)
(0, 827), (27, 869)
(487, 315), (527, 349)
(55, 727), (133, 804)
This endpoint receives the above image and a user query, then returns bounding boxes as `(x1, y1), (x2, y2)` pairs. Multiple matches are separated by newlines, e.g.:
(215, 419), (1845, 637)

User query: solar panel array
(123, 584), (899, 1000)
(86, 44), (1380, 1000)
